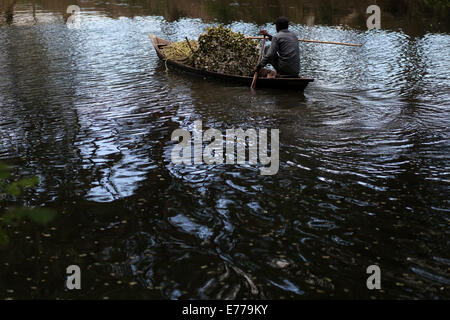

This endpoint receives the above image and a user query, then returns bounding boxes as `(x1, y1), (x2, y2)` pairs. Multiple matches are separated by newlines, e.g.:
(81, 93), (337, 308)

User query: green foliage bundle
(189, 25), (260, 76)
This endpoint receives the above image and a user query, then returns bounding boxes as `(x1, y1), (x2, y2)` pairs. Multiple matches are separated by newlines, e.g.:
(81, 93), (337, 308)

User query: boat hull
(149, 34), (314, 91)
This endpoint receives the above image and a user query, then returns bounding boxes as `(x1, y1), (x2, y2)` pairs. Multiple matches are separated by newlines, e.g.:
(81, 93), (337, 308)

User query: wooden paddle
(185, 37), (196, 54)
(247, 36), (362, 47)
(251, 36), (267, 90)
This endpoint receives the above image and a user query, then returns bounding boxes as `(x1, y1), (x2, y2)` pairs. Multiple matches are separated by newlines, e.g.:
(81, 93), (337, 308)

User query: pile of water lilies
(162, 26), (260, 76)
(192, 25), (259, 76)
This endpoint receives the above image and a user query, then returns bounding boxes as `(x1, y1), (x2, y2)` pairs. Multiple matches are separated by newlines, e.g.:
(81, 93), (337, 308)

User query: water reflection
(1, 0), (449, 34)
(0, 1), (449, 300)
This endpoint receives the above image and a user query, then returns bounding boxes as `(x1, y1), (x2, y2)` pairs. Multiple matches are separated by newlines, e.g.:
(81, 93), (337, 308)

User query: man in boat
(254, 17), (300, 78)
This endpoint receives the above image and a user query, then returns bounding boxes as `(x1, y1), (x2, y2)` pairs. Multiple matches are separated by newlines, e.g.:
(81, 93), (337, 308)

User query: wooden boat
(149, 34), (314, 90)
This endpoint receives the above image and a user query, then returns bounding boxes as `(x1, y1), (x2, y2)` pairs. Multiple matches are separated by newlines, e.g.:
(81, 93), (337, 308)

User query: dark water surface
(0, 0), (449, 299)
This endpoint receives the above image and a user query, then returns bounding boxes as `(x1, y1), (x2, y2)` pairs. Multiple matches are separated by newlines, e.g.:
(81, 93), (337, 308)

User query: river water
(0, 0), (449, 299)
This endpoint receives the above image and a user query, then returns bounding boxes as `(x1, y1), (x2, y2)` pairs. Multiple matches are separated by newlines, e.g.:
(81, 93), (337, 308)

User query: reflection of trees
(1, 0), (447, 33)
(3, 0), (16, 24)
(0, 21), (92, 206)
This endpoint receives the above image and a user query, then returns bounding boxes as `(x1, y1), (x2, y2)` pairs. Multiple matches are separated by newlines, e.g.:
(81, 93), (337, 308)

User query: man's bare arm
(259, 30), (273, 41)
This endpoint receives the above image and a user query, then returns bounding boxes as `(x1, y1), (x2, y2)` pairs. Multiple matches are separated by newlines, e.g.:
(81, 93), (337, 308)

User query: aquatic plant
(162, 40), (199, 61)
(190, 25), (260, 76)
(0, 162), (55, 249)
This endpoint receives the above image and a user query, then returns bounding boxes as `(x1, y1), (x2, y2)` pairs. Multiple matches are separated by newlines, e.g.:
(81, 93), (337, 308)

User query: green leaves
(0, 161), (56, 250)
(17, 176), (40, 188)
(0, 162), (40, 197)
(4, 207), (56, 226)
(0, 206), (56, 250)
(0, 162), (11, 182)
(6, 182), (21, 196)
(28, 207), (56, 225)
(190, 25), (259, 76)
(0, 226), (9, 249)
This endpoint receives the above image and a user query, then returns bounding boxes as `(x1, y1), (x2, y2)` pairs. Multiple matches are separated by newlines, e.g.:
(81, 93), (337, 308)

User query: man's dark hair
(276, 17), (289, 30)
